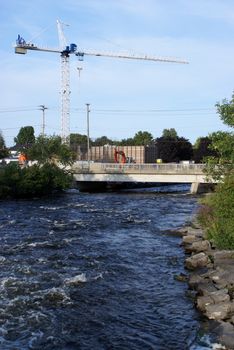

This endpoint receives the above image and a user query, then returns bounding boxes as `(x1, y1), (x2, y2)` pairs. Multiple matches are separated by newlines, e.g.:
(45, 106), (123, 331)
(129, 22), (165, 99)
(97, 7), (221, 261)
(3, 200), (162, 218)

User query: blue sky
(1, 0), (234, 146)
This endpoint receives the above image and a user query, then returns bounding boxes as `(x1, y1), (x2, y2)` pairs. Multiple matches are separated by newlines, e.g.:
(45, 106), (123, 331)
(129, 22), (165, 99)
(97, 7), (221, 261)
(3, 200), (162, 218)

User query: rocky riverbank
(175, 223), (234, 349)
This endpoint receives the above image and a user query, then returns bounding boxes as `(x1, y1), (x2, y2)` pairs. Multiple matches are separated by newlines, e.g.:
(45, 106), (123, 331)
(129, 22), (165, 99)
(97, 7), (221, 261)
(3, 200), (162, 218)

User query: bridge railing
(72, 162), (206, 175)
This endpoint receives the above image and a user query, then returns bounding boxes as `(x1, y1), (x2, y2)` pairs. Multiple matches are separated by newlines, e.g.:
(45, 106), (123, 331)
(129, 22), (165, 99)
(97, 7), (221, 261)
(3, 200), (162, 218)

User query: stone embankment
(176, 224), (234, 349)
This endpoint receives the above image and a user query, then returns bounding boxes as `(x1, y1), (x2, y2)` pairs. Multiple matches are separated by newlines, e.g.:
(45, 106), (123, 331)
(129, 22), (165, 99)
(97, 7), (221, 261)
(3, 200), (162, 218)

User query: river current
(0, 186), (216, 349)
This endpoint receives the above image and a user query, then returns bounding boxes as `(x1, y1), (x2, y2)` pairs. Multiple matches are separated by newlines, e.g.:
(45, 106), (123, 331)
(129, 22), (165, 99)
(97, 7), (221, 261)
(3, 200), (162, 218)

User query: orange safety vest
(19, 154), (27, 164)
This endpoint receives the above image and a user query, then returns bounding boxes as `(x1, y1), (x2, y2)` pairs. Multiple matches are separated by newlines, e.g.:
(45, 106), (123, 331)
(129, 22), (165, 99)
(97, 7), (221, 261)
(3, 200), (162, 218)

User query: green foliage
(193, 137), (217, 163)
(0, 163), (72, 199)
(198, 174), (234, 249)
(205, 131), (234, 181)
(14, 126), (35, 154)
(162, 128), (178, 139)
(28, 135), (75, 166)
(93, 136), (114, 146)
(132, 131), (153, 145)
(156, 136), (193, 162)
(216, 93), (234, 127)
(197, 92), (234, 250)
(0, 131), (9, 159)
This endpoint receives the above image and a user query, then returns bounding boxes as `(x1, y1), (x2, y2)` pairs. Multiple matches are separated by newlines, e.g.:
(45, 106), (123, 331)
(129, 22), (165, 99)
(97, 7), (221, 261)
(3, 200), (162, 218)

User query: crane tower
(14, 20), (188, 144)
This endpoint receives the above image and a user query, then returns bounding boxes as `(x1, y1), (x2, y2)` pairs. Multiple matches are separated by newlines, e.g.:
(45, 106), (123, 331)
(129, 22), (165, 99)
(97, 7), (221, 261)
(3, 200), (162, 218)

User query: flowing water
(0, 186), (217, 349)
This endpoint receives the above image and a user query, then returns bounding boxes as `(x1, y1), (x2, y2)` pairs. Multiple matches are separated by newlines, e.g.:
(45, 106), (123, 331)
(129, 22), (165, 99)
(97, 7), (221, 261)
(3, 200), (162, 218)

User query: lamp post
(86, 103), (90, 162)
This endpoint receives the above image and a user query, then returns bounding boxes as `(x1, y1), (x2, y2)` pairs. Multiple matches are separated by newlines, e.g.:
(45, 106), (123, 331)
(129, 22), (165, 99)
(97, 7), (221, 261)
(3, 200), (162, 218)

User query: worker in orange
(18, 153), (27, 167)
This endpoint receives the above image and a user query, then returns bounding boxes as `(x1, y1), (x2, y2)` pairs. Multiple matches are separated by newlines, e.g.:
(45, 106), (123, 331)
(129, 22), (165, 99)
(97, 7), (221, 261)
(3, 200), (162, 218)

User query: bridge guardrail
(72, 162), (206, 175)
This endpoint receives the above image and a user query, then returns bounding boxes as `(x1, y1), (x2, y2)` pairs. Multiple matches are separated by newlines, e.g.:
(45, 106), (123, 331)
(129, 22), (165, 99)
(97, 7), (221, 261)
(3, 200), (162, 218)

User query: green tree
(133, 131), (153, 145)
(198, 174), (234, 249)
(193, 137), (217, 163)
(205, 131), (234, 180)
(70, 133), (89, 146)
(0, 162), (72, 198)
(162, 128), (178, 139)
(216, 93), (234, 127)
(198, 92), (234, 249)
(118, 138), (134, 146)
(0, 131), (9, 159)
(93, 136), (114, 146)
(14, 126), (35, 154)
(204, 94), (234, 181)
(156, 134), (193, 162)
(28, 135), (75, 166)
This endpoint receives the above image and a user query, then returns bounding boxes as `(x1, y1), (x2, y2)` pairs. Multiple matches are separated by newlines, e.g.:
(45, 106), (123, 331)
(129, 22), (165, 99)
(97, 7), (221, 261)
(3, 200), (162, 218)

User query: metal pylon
(61, 53), (70, 144)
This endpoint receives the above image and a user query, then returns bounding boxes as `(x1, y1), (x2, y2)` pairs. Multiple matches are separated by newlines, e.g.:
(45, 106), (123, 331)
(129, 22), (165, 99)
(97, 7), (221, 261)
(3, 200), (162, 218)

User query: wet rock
(173, 227), (189, 236)
(214, 321), (234, 350)
(182, 235), (200, 244)
(174, 273), (188, 282)
(185, 252), (210, 270)
(197, 295), (213, 312)
(188, 274), (204, 289)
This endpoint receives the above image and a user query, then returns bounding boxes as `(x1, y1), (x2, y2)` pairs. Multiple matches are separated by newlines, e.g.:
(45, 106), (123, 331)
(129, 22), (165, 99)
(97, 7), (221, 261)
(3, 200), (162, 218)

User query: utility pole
(86, 103), (90, 162)
(39, 105), (48, 136)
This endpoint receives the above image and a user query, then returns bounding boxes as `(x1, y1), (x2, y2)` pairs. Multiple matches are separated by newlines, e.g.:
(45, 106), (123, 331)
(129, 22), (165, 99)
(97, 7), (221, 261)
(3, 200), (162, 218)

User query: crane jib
(14, 25), (189, 143)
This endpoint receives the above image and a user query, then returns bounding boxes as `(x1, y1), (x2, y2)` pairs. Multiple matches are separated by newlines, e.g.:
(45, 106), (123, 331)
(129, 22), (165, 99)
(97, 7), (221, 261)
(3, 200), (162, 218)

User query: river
(0, 185), (217, 349)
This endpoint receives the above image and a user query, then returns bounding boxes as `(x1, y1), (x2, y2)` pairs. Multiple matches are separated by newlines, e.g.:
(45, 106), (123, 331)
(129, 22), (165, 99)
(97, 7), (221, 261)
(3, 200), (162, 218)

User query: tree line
(0, 126), (215, 164)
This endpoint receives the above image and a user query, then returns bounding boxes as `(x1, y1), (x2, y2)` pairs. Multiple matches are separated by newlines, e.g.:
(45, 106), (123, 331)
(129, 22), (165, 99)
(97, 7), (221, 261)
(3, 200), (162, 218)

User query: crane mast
(57, 20), (71, 144)
(14, 21), (189, 144)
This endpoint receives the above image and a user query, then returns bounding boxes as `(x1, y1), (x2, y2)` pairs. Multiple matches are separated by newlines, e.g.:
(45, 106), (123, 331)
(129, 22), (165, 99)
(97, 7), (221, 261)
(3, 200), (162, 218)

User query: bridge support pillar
(190, 182), (215, 194)
(191, 182), (200, 194)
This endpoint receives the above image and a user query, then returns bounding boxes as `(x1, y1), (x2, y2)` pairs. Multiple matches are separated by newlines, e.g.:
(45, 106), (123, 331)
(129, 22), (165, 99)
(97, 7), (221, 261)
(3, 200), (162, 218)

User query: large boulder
(214, 321), (234, 350)
(185, 252), (210, 270)
(190, 240), (211, 253)
(205, 302), (232, 320)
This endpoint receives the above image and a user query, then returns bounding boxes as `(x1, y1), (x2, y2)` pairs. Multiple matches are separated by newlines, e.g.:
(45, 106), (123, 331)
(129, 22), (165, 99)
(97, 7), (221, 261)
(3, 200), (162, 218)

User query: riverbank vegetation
(0, 162), (72, 199)
(197, 92), (234, 249)
(0, 132), (74, 199)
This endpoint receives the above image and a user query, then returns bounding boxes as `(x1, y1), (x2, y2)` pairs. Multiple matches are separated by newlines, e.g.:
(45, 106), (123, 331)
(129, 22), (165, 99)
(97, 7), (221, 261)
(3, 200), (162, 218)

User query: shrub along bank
(0, 163), (72, 199)
(197, 174), (234, 249)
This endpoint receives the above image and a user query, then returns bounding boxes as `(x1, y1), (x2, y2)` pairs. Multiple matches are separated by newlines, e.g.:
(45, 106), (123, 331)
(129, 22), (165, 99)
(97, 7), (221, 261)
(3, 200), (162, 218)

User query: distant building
(74, 145), (159, 164)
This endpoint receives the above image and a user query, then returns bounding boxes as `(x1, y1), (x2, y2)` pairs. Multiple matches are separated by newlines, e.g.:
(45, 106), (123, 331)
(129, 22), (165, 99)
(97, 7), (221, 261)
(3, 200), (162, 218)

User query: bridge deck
(72, 163), (210, 184)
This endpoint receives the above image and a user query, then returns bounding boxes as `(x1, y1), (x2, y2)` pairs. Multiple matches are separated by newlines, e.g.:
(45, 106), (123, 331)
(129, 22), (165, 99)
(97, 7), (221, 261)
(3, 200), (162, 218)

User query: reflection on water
(0, 186), (217, 349)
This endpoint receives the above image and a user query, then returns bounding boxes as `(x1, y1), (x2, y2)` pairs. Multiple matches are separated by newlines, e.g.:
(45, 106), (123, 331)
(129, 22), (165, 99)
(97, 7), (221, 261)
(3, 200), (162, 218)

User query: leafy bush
(198, 174), (234, 249)
(0, 163), (72, 199)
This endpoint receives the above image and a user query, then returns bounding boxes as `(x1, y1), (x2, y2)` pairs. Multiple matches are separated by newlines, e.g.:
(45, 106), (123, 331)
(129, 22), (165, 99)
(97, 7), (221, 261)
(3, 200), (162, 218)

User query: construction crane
(14, 20), (188, 144)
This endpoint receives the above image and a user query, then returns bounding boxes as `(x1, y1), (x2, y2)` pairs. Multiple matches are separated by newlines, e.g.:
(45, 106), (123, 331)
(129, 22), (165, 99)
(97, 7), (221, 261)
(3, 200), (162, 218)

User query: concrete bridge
(72, 163), (214, 193)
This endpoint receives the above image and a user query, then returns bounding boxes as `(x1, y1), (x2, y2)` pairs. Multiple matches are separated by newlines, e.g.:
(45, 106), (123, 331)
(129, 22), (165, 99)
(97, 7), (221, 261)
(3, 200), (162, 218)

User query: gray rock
(182, 235), (199, 244)
(188, 274), (204, 289)
(211, 267), (234, 288)
(187, 227), (204, 237)
(197, 281), (218, 296)
(197, 295), (213, 312)
(205, 302), (232, 320)
(214, 321), (234, 350)
(191, 240), (211, 253)
(213, 251), (234, 260)
(209, 289), (230, 304)
(185, 252), (210, 270)
(230, 315), (234, 325)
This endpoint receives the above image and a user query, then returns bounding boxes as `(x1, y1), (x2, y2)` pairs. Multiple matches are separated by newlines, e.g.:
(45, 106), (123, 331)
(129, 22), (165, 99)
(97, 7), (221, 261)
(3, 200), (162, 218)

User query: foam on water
(64, 273), (87, 285)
